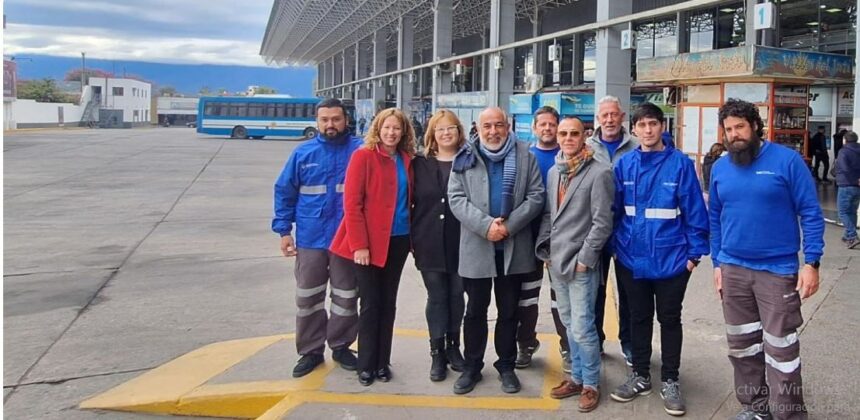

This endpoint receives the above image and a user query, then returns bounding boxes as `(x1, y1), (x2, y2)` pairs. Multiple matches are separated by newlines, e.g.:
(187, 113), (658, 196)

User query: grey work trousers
(721, 263), (807, 420)
(294, 248), (358, 356)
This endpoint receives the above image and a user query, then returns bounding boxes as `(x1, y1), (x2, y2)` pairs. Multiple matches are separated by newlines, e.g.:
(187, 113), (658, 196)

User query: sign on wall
(837, 86), (854, 117)
(4, 60), (17, 98)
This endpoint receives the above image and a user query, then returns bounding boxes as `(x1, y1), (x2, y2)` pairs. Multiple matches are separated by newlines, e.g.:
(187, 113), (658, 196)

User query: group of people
(273, 96), (827, 420)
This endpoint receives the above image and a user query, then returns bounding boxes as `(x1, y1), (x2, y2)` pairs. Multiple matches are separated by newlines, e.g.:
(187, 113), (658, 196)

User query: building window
(636, 17), (678, 60)
(582, 32), (597, 83)
(779, 0), (856, 53)
(132, 87), (138, 97)
(113, 87), (124, 96)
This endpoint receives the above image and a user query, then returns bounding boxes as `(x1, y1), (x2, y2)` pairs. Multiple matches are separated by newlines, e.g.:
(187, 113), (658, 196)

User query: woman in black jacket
(411, 109), (467, 381)
(701, 142), (726, 192)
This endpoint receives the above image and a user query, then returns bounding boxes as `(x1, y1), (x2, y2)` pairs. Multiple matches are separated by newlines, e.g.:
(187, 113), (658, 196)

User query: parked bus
(196, 96), (355, 139)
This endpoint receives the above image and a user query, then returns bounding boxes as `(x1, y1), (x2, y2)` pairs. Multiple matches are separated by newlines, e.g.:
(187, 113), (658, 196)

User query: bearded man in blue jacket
(272, 98), (364, 378)
(608, 103), (709, 417)
(711, 99), (823, 420)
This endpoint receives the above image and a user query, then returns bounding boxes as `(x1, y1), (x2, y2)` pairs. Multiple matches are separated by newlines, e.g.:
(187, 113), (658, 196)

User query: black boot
(446, 334), (466, 373)
(430, 337), (448, 382)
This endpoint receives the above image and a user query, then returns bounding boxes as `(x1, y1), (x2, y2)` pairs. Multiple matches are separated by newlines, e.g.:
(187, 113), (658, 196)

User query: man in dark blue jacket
(836, 130), (860, 249)
(608, 103), (709, 417)
(711, 99), (824, 420)
(272, 98), (364, 378)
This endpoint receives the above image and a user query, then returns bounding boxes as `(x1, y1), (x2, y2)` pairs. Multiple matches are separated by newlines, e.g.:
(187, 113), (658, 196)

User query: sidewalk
(80, 224), (860, 419)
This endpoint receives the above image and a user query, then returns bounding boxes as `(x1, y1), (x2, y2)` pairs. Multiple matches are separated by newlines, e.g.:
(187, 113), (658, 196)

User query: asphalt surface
(4, 127), (859, 419)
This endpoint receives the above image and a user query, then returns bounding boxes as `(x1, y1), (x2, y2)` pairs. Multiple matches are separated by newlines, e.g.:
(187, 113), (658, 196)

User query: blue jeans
(552, 268), (601, 388)
(838, 186), (860, 240)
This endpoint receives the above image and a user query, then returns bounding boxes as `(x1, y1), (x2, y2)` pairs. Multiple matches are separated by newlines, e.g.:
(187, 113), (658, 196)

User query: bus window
(218, 102), (229, 116)
(265, 103), (276, 118)
(248, 103), (264, 117)
(230, 103), (247, 117)
(305, 103), (316, 118)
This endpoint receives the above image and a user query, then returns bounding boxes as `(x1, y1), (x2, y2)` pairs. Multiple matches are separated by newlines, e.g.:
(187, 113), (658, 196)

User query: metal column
(595, 0), (633, 115)
(488, 0), (515, 109)
(372, 30), (387, 111)
(397, 15), (415, 111)
(432, 0), (453, 111)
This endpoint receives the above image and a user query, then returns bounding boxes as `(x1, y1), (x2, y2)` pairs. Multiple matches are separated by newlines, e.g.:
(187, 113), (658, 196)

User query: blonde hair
(423, 109), (466, 157)
(364, 107), (417, 157)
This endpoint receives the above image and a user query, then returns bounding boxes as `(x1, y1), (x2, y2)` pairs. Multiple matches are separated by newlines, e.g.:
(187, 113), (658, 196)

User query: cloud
(4, 23), (273, 67)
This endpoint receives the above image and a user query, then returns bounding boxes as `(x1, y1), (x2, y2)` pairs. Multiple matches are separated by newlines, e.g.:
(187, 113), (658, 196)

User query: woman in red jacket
(330, 107), (416, 386)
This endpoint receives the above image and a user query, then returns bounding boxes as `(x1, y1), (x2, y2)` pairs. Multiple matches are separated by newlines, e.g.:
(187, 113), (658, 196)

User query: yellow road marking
(80, 334), (291, 412)
(604, 269), (620, 342)
(80, 295), (624, 420)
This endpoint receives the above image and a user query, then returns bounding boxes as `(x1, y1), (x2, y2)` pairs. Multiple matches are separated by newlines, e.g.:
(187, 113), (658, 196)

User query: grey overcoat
(448, 140), (545, 279)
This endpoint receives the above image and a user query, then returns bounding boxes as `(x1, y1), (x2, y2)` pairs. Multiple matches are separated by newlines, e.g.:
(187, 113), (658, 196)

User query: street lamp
(81, 52), (86, 94)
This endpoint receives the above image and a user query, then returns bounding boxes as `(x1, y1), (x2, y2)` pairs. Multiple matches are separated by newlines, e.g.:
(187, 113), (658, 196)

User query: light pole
(81, 52), (86, 94)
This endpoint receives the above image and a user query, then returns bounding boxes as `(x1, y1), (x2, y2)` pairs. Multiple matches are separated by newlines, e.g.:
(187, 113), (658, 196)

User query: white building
(87, 77), (152, 127)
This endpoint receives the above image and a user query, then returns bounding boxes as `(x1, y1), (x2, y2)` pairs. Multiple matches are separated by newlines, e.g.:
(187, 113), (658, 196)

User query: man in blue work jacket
(273, 98), (364, 378)
(608, 103), (709, 417)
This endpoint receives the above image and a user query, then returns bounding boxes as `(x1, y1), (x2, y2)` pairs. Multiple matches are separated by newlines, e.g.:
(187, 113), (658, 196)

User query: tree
(254, 86), (277, 94)
(64, 68), (112, 82)
(217, 88), (228, 96)
(158, 86), (178, 97)
(199, 86), (212, 96)
(17, 78), (77, 103)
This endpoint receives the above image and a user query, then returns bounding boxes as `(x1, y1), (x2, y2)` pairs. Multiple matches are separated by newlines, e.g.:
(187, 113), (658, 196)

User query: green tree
(199, 86), (212, 96)
(217, 88), (228, 96)
(64, 68), (112, 82)
(158, 86), (178, 96)
(17, 78), (76, 103)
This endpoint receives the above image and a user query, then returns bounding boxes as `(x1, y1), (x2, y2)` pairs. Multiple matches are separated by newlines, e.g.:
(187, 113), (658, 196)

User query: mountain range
(12, 55), (316, 97)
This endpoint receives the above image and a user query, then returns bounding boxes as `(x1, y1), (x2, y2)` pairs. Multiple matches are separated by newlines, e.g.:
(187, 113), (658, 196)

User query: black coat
(411, 155), (460, 273)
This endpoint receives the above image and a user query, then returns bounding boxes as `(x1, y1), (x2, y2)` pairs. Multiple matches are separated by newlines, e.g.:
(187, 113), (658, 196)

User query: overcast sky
(4, 0), (277, 67)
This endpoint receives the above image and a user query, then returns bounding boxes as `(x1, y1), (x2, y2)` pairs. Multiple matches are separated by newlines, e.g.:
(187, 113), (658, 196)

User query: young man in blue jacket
(272, 98), (364, 378)
(711, 99), (824, 420)
(609, 103), (709, 417)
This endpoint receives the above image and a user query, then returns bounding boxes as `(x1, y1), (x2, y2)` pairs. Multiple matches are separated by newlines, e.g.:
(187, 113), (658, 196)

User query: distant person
(833, 128), (847, 159)
(711, 99), (823, 420)
(516, 105), (571, 374)
(586, 95), (639, 363)
(536, 116), (614, 413)
(835, 131), (860, 249)
(469, 121), (478, 139)
(701, 142), (727, 193)
(412, 116), (425, 148)
(358, 117), (367, 136)
(448, 107), (544, 395)
(330, 107), (417, 386)
(272, 98), (363, 378)
(411, 109), (468, 382)
(810, 125), (830, 182)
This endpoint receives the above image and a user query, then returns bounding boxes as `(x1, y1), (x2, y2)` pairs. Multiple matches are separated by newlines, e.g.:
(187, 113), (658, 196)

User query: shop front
(637, 45), (854, 171)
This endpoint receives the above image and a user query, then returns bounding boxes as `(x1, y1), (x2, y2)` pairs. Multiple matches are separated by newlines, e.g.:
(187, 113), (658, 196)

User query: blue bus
(196, 96), (355, 139)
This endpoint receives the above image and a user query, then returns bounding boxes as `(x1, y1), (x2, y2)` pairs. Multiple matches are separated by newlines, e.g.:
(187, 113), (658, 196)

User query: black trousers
(356, 235), (410, 372)
(616, 261), (691, 382)
(812, 153), (830, 180)
(420, 270), (465, 340)
(597, 249), (631, 352)
(462, 252), (525, 373)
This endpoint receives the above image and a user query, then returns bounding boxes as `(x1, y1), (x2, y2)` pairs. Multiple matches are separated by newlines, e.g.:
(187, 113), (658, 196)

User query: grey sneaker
(847, 237), (860, 249)
(731, 409), (773, 420)
(561, 349), (572, 374)
(660, 379), (686, 416)
(610, 373), (652, 402)
(515, 340), (540, 369)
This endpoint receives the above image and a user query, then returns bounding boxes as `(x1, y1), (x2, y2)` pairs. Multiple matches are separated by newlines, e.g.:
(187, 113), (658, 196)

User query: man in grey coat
(448, 107), (545, 395)
(536, 116), (614, 412)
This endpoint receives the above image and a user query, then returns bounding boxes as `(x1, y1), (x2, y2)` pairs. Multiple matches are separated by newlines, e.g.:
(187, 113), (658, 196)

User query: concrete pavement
(4, 127), (859, 419)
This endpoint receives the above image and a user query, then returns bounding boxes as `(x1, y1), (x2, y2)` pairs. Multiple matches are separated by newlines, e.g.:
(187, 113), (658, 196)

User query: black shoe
(332, 347), (357, 371)
(499, 370), (521, 394)
(446, 334), (466, 373)
(358, 370), (375, 386)
(430, 338), (448, 382)
(292, 353), (324, 378)
(515, 340), (540, 369)
(376, 366), (392, 382)
(453, 371), (482, 394)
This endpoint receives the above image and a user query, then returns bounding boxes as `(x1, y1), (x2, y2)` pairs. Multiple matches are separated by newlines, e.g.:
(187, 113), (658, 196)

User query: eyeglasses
(435, 125), (459, 133)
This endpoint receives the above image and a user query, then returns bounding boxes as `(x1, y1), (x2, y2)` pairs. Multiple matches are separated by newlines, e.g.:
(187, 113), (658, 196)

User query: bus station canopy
(260, 0), (577, 66)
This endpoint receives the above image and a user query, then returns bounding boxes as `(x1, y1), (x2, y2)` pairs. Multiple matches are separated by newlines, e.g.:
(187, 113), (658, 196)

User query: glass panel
(689, 9), (715, 52)
(724, 83), (770, 103)
(582, 32), (597, 83)
(686, 84), (721, 103)
(779, 0), (821, 50)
